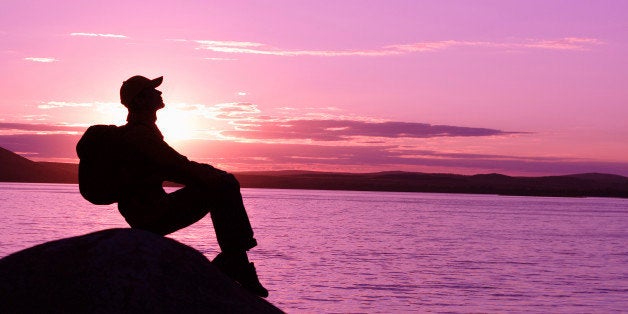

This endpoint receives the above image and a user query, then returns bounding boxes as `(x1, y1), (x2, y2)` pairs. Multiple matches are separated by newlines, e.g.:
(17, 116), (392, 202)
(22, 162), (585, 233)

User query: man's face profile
(136, 88), (165, 111)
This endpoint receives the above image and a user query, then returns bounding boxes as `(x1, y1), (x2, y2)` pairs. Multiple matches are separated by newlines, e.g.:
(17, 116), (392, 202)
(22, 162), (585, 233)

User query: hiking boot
(213, 252), (269, 298)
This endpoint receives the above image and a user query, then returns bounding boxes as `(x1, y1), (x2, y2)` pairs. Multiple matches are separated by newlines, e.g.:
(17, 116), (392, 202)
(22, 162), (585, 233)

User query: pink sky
(1, 0), (627, 176)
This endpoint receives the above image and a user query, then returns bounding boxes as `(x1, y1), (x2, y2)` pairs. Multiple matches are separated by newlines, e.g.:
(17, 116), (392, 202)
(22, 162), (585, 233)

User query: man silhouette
(115, 75), (268, 297)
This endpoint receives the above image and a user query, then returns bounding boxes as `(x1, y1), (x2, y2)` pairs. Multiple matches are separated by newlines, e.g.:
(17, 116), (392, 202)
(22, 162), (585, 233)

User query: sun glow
(156, 106), (198, 142)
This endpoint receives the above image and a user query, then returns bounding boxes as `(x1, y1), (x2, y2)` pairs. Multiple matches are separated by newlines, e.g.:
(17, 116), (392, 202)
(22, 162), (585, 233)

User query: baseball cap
(120, 75), (163, 106)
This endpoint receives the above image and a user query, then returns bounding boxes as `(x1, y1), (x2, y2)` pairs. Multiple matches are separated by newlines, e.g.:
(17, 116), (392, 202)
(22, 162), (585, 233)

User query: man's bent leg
(152, 184), (257, 253)
(147, 172), (268, 297)
(145, 186), (211, 236)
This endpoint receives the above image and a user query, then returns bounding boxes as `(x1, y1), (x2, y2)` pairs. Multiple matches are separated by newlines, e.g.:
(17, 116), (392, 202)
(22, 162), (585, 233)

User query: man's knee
(205, 169), (240, 190)
(221, 172), (240, 189)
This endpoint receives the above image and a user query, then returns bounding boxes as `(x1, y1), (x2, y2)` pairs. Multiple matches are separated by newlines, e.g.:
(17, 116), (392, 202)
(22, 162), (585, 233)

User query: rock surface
(0, 228), (283, 313)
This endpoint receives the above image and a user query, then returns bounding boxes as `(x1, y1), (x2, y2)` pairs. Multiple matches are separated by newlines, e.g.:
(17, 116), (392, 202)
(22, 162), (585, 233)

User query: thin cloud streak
(0, 122), (85, 133)
(24, 57), (58, 63)
(193, 37), (602, 57)
(38, 101), (94, 109)
(213, 103), (261, 119)
(221, 119), (521, 141)
(387, 37), (603, 53)
(70, 32), (128, 38)
(179, 140), (628, 176)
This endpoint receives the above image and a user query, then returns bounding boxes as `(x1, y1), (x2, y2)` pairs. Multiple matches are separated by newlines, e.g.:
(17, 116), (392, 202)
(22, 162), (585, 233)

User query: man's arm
(123, 125), (221, 186)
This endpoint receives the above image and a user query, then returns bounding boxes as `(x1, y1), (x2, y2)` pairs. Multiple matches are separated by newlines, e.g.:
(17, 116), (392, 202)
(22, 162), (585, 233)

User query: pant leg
(148, 173), (257, 252)
(207, 173), (257, 251)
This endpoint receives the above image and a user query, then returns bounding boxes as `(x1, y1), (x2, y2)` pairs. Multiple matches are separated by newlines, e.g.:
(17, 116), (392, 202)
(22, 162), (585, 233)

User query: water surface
(1, 183), (627, 313)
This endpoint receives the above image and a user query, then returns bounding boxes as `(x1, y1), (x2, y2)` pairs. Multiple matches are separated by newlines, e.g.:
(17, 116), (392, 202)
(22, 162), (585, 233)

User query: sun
(156, 107), (197, 142)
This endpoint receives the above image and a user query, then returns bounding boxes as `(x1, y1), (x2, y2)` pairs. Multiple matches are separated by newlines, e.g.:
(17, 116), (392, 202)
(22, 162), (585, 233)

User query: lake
(1, 183), (627, 313)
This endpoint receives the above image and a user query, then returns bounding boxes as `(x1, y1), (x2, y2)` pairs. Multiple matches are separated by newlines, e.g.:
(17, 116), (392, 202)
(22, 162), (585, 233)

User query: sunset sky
(1, 1), (627, 175)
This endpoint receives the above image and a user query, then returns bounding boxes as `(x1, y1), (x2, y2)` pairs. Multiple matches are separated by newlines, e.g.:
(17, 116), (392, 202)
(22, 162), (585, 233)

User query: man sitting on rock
(113, 75), (267, 297)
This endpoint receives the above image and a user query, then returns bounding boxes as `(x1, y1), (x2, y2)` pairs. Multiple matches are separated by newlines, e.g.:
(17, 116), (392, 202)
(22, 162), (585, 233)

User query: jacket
(117, 110), (209, 223)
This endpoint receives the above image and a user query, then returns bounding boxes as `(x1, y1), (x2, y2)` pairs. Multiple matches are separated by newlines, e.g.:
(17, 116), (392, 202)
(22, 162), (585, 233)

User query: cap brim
(150, 76), (163, 88)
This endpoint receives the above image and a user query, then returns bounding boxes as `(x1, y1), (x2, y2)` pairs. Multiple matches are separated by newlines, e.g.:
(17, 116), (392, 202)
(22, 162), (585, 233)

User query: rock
(0, 228), (283, 313)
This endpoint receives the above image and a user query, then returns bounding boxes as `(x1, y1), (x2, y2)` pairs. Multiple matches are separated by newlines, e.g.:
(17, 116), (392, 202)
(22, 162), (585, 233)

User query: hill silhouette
(235, 170), (628, 198)
(0, 147), (75, 183)
(1, 146), (627, 198)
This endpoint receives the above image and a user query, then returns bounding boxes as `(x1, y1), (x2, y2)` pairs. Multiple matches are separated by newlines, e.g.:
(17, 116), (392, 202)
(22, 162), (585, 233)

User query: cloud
(192, 37), (601, 57)
(178, 102), (521, 142)
(204, 103), (262, 120)
(221, 119), (520, 141)
(0, 122), (85, 134)
(197, 40), (264, 48)
(195, 40), (399, 57)
(4, 98), (621, 175)
(155, 102), (260, 118)
(520, 37), (602, 50)
(1, 132), (627, 176)
(70, 32), (127, 38)
(38, 101), (94, 109)
(20, 115), (50, 122)
(24, 57), (58, 63)
(176, 139), (628, 176)
(387, 37), (603, 53)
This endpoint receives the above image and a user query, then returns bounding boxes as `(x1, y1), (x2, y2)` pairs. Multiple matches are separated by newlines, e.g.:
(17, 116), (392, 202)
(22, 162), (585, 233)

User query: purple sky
(1, 1), (627, 175)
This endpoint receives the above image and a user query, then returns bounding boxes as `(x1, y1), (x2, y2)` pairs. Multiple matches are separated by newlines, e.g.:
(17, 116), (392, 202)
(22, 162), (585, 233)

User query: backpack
(76, 125), (126, 205)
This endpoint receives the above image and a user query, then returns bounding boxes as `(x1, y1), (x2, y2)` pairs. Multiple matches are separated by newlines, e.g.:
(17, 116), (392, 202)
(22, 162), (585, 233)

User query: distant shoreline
(233, 170), (628, 199)
(3, 180), (625, 200)
(1, 147), (627, 199)
(13, 164), (628, 199)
